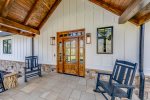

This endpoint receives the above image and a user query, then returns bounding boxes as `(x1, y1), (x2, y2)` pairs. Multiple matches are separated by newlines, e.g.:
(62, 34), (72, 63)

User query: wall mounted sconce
(50, 37), (55, 45)
(86, 33), (91, 44)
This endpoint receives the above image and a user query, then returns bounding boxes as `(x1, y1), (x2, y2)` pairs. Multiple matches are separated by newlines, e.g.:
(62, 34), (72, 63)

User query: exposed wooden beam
(0, 26), (34, 37)
(1, 0), (14, 17)
(38, 0), (62, 29)
(0, 17), (39, 34)
(89, 0), (139, 26)
(119, 0), (150, 24)
(23, 0), (40, 25)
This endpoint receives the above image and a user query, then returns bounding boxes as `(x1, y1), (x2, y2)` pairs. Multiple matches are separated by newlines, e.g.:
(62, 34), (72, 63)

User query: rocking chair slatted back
(32, 57), (38, 67)
(124, 68), (132, 85)
(112, 60), (137, 85)
(25, 56), (38, 69)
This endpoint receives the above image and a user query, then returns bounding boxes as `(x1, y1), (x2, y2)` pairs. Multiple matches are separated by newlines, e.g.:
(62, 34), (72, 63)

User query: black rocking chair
(24, 56), (42, 82)
(94, 59), (137, 100)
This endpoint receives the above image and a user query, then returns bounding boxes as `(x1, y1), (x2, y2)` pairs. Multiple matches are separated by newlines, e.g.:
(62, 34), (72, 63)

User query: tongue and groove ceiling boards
(0, 0), (61, 37)
(89, 0), (150, 26)
(0, 0), (149, 37)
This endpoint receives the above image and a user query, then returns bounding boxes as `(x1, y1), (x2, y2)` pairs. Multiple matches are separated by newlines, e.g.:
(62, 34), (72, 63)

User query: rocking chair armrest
(97, 73), (112, 80)
(113, 84), (135, 89)
(96, 73), (112, 82)
(23, 67), (27, 70)
(38, 64), (42, 68)
(97, 72), (112, 76)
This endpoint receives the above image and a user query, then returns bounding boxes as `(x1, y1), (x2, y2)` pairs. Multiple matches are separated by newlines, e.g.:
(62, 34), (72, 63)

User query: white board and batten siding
(36, 0), (139, 71)
(0, 35), (32, 62)
(144, 22), (150, 75)
(0, 0), (150, 75)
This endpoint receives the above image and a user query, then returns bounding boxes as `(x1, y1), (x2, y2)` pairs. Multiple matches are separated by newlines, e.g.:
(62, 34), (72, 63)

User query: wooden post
(139, 24), (145, 100)
(32, 37), (34, 56)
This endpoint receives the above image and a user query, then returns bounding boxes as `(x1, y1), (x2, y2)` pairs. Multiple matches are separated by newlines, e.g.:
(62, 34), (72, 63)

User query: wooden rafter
(89, 0), (122, 16)
(139, 12), (150, 25)
(23, 0), (40, 25)
(38, 0), (62, 29)
(119, 0), (150, 24)
(19, 0), (40, 34)
(0, 0), (14, 17)
(42, 1), (51, 10)
(0, 26), (34, 37)
(89, 0), (139, 25)
(0, 17), (39, 34)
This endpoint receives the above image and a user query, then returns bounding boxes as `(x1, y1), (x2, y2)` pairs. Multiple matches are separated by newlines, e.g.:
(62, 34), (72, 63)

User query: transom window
(59, 31), (84, 38)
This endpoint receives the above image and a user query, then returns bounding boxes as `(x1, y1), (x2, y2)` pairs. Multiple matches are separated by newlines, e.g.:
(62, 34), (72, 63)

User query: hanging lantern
(86, 33), (91, 44)
(50, 37), (55, 45)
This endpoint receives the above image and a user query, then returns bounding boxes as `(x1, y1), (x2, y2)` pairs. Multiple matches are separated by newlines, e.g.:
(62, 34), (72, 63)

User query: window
(3, 39), (12, 54)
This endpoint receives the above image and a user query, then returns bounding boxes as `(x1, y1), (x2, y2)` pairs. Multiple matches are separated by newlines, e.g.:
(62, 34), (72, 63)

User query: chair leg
(128, 89), (133, 99)
(24, 75), (27, 82)
(1, 82), (5, 92)
(39, 71), (42, 77)
(93, 73), (100, 92)
(24, 72), (28, 82)
(24, 68), (27, 82)
(2, 85), (5, 92)
(38, 67), (42, 77)
(111, 96), (115, 100)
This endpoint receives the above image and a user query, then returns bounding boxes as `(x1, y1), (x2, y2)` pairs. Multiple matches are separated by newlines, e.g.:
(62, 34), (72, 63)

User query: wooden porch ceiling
(0, 0), (61, 37)
(89, 0), (150, 26)
(0, 0), (149, 37)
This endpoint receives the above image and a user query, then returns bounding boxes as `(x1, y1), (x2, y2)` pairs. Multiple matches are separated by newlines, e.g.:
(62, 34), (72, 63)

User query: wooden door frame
(57, 28), (85, 34)
(56, 29), (85, 76)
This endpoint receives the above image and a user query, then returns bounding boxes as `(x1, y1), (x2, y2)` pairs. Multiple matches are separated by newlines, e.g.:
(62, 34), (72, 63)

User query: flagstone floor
(0, 72), (139, 100)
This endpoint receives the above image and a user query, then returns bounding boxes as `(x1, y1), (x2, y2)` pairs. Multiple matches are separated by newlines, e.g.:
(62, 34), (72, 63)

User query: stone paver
(0, 72), (139, 100)
(80, 92), (96, 100)
(70, 89), (81, 100)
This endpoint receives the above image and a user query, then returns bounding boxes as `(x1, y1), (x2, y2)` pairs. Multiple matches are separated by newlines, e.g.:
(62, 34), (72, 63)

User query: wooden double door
(57, 29), (85, 77)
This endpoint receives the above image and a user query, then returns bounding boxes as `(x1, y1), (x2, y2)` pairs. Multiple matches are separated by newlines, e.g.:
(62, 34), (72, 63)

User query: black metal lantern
(86, 33), (91, 44)
(50, 37), (55, 45)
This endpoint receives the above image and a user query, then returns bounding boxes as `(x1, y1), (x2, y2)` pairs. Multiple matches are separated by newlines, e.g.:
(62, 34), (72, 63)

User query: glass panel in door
(64, 38), (78, 75)
(59, 42), (63, 62)
(79, 38), (84, 64)
(78, 37), (85, 77)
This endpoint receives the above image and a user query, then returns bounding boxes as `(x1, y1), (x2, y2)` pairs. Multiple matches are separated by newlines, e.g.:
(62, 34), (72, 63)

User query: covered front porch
(0, 0), (150, 100)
